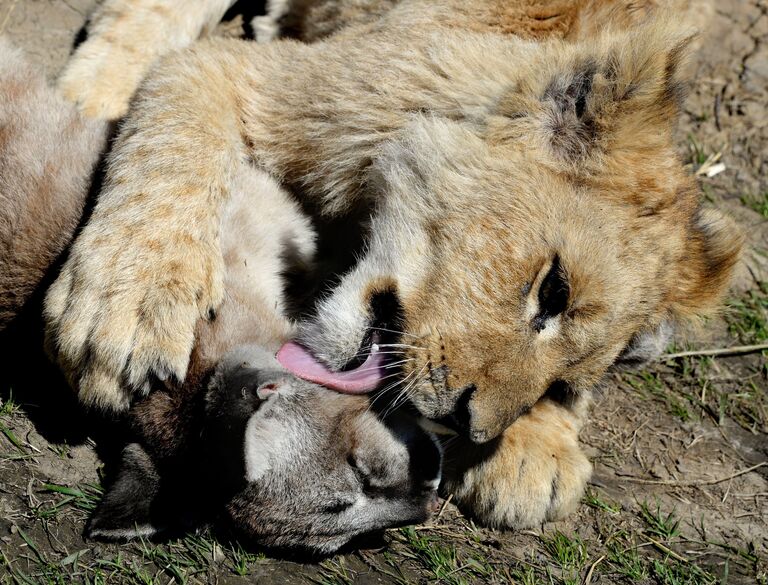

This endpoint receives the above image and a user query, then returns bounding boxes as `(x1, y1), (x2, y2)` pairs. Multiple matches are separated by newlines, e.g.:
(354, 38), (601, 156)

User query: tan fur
(58, 0), (696, 121)
(443, 395), (592, 528)
(57, 0), (235, 119)
(45, 1), (742, 529)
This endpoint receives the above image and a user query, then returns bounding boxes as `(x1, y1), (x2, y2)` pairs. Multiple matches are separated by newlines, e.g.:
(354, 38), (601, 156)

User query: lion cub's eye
(533, 255), (570, 332)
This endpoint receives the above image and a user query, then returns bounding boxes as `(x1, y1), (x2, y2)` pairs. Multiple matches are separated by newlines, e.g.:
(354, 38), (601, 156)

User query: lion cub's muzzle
(404, 353), (541, 444)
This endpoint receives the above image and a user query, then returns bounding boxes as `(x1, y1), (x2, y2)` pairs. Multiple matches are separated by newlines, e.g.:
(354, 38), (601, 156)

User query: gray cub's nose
(427, 492), (441, 514)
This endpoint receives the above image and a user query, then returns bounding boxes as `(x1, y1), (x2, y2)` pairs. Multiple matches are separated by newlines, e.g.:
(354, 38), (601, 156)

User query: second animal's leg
(58, 0), (237, 120)
(0, 40), (107, 331)
(441, 395), (592, 528)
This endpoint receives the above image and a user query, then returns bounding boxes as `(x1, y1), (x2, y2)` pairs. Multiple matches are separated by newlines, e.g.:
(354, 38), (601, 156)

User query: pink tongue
(276, 341), (385, 394)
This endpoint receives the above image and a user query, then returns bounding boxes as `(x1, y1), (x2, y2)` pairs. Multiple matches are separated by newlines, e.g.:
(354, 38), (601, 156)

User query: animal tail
(0, 39), (107, 331)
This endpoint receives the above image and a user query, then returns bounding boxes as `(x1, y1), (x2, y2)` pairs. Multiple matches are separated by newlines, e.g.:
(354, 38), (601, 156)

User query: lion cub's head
(293, 21), (743, 443)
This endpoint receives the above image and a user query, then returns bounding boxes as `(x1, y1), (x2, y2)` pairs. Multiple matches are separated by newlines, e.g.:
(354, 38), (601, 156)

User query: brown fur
(0, 40), (106, 330)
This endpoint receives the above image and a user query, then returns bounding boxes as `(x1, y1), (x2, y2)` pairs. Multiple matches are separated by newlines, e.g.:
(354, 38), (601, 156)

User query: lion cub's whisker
(375, 370), (410, 384)
(347, 358), (414, 377)
(383, 364), (428, 418)
(353, 350), (407, 358)
(368, 327), (424, 340)
(378, 343), (427, 351)
(365, 372), (415, 414)
(381, 358), (416, 369)
(378, 372), (414, 395)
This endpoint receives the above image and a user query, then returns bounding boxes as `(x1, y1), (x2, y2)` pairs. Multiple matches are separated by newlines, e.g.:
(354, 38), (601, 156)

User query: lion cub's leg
(58, 0), (236, 119)
(45, 45), (254, 410)
(442, 395), (592, 529)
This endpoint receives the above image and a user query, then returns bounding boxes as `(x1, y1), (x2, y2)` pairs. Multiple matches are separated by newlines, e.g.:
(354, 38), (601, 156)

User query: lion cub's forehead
(427, 180), (622, 267)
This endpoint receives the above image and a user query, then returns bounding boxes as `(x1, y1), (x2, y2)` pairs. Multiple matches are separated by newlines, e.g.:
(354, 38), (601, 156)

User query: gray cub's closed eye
(325, 500), (354, 513)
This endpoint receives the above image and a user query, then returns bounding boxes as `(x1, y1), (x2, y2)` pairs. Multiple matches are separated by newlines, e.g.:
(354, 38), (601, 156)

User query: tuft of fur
(0, 39), (106, 331)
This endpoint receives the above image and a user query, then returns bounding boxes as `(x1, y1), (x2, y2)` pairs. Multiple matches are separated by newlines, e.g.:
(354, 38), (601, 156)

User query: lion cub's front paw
(58, 40), (156, 120)
(442, 399), (591, 529)
(44, 216), (223, 411)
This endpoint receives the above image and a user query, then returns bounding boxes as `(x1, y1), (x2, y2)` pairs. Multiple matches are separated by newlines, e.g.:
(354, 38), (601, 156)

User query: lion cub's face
(297, 27), (742, 443)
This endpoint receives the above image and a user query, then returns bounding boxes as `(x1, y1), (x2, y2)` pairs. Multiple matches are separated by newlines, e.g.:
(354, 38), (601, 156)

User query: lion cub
(46, 1), (741, 530)
(0, 42), (441, 554)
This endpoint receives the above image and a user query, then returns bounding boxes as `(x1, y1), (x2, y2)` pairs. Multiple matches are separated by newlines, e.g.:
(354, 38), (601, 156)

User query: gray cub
(0, 41), (441, 554)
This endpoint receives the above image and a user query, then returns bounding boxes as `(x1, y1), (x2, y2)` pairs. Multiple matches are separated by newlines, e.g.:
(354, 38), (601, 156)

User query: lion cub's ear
(494, 18), (696, 163)
(669, 208), (744, 320)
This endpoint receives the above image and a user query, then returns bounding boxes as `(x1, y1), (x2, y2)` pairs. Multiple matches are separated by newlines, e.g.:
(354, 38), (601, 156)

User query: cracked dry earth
(0, 1), (766, 584)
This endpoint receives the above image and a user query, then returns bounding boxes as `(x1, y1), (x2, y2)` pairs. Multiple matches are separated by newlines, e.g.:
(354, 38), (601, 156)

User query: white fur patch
(243, 400), (289, 482)
(524, 295), (540, 322)
(89, 524), (158, 540)
(537, 314), (561, 341)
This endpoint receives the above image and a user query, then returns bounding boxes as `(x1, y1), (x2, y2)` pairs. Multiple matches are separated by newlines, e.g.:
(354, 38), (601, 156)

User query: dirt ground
(0, 1), (766, 584)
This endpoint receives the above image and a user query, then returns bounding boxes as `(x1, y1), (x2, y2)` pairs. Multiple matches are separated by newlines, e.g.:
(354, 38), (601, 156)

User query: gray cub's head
(88, 346), (441, 555)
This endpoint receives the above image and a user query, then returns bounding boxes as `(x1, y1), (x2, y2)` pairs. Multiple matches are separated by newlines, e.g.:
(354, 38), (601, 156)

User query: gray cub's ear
(87, 443), (162, 540)
(612, 321), (673, 369)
